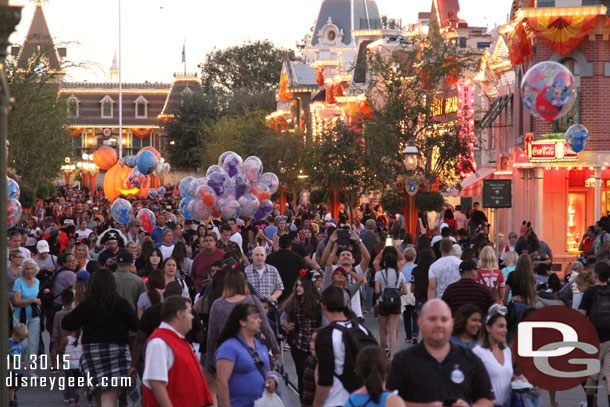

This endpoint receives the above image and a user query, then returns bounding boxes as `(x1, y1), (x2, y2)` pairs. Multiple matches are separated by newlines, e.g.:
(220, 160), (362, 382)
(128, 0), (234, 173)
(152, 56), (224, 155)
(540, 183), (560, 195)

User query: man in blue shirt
(151, 212), (167, 247)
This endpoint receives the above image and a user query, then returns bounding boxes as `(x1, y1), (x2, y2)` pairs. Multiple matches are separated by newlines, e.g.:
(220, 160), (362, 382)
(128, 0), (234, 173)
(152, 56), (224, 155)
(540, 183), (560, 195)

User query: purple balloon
(222, 153), (243, 178)
(207, 172), (229, 196)
(232, 174), (249, 199)
(253, 199), (273, 221)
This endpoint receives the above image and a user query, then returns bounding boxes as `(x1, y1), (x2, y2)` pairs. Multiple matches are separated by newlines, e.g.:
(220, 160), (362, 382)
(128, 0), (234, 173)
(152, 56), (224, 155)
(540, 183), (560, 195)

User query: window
(67, 96), (79, 118)
(537, 0), (555, 6)
(133, 95), (149, 118)
(100, 95), (114, 118)
(552, 58), (580, 133)
(477, 42), (491, 49)
(459, 37), (467, 48)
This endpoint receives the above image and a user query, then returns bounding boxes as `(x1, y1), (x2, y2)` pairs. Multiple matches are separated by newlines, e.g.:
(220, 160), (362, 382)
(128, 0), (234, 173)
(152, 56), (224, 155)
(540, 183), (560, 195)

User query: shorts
(590, 340), (610, 381)
(377, 303), (401, 316)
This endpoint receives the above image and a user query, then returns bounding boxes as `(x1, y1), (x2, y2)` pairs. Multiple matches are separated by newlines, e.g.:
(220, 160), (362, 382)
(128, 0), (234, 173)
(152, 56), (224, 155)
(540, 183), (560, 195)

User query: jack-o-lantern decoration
(104, 163), (150, 202)
(93, 146), (118, 171)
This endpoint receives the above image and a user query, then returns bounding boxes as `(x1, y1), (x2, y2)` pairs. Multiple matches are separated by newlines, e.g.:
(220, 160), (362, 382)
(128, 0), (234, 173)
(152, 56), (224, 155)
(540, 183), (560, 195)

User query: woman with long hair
(216, 303), (278, 407)
(345, 346), (403, 407)
(135, 239), (154, 271)
(476, 246), (505, 303)
(280, 276), (321, 399)
(136, 269), (165, 318)
(206, 266), (279, 374)
(12, 259), (41, 364)
(302, 228), (317, 259)
(62, 268), (138, 407)
(161, 257), (189, 298)
(171, 240), (192, 276)
(272, 216), (289, 252)
(473, 304), (512, 407)
(373, 246), (407, 359)
(450, 304), (483, 349)
(72, 241), (91, 272)
(137, 247), (163, 278)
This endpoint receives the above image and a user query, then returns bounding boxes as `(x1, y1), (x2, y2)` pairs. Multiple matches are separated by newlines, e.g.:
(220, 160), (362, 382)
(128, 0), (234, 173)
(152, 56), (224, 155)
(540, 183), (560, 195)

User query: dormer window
(67, 95), (79, 118)
(317, 17), (344, 47)
(327, 31), (336, 41)
(100, 95), (114, 118)
(133, 95), (149, 118)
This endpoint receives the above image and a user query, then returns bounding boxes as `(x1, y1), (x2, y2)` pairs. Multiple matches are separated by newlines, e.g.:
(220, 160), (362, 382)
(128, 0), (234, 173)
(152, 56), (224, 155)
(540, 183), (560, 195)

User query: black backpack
(330, 321), (379, 392)
(589, 286), (610, 328)
(380, 268), (402, 310)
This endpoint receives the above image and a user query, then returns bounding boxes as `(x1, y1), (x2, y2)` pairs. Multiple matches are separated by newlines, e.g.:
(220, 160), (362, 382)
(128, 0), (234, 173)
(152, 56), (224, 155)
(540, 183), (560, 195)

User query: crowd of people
(6, 184), (610, 407)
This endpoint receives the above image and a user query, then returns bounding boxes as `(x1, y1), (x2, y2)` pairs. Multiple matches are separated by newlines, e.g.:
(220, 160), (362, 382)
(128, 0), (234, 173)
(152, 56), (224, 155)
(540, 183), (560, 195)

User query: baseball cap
(36, 240), (50, 253)
(332, 267), (347, 278)
(116, 249), (134, 264)
(76, 270), (90, 282)
(459, 259), (477, 273)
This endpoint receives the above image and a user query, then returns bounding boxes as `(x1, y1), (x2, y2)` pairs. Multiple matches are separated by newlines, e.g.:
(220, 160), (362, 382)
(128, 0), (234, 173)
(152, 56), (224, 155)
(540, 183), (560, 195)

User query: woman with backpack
(373, 247), (407, 359)
(475, 246), (505, 303)
(344, 346), (403, 407)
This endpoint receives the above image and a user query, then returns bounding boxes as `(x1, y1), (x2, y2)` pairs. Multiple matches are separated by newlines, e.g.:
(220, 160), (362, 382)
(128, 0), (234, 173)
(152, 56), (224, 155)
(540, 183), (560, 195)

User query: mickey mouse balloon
(565, 124), (590, 153)
(521, 61), (576, 122)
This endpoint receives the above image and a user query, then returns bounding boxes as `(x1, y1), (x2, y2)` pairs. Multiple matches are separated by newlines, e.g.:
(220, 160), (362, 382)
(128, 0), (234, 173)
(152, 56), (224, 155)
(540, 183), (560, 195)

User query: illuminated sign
(528, 140), (578, 161)
(431, 96), (458, 116)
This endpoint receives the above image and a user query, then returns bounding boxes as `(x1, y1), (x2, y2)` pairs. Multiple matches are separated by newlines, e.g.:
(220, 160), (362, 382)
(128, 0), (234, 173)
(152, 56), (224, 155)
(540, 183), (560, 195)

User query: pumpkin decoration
(104, 162), (150, 202)
(93, 146), (118, 171)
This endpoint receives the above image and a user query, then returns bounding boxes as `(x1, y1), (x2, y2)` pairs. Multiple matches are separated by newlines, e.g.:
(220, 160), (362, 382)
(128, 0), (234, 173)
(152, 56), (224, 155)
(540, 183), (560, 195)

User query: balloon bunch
(109, 198), (157, 232)
(103, 146), (171, 202)
(178, 152), (279, 221)
(7, 177), (22, 229)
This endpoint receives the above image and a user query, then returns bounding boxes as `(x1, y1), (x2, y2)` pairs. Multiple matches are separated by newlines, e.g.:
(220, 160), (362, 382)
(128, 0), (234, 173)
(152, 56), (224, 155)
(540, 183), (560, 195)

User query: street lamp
(402, 139), (419, 172)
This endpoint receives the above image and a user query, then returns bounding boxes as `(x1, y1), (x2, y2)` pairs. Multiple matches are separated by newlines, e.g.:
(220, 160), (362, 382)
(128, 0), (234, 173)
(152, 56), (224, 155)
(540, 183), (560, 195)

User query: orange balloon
(202, 194), (215, 208)
(93, 146), (118, 171)
(259, 192), (271, 202)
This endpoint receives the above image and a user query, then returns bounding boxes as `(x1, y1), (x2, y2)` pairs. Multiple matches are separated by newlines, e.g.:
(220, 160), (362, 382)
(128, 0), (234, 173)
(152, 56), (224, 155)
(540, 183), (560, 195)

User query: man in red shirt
(191, 233), (225, 292)
(142, 296), (212, 407)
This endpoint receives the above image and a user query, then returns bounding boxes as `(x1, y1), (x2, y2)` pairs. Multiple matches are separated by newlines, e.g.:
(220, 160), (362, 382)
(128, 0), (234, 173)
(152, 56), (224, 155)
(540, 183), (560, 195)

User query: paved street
(13, 313), (607, 406)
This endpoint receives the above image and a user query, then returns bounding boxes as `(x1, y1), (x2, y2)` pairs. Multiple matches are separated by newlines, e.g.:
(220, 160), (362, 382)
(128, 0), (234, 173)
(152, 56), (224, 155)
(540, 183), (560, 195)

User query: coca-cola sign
(529, 141), (578, 161)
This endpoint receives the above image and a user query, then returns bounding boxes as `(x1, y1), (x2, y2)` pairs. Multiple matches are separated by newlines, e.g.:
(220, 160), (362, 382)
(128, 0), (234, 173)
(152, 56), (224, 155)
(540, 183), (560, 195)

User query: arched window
(552, 58), (580, 133)
(67, 96), (79, 118)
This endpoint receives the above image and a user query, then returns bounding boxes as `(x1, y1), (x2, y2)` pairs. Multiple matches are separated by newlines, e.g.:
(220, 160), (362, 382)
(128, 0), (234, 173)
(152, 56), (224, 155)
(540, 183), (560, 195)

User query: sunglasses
(251, 351), (264, 371)
(486, 304), (507, 324)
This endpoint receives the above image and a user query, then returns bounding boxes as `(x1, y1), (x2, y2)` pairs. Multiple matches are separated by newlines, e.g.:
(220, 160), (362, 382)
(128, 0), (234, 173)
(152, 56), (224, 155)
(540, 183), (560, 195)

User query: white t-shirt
(375, 268), (406, 304)
(142, 322), (181, 388)
(431, 235), (457, 246)
(472, 345), (513, 405)
(428, 256), (462, 298)
(159, 244), (175, 261)
(74, 228), (93, 240)
(341, 264), (364, 318)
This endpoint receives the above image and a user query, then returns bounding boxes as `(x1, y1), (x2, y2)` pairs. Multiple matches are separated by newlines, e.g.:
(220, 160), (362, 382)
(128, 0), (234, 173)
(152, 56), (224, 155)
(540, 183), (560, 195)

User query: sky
(8, 0), (513, 83)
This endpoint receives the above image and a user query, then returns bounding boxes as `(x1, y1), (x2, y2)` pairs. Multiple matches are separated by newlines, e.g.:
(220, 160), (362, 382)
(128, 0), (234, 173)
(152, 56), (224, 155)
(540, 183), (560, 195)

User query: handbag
(254, 390), (284, 407)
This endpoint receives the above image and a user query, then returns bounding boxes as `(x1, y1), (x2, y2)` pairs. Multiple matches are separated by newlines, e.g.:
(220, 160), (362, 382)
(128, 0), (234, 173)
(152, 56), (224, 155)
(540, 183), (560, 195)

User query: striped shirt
(441, 278), (495, 317)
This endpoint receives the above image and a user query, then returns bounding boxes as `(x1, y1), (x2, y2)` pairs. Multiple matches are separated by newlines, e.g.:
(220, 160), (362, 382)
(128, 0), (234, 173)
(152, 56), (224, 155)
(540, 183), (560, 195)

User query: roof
(159, 74), (202, 116)
(14, 4), (64, 71)
(311, 0), (382, 46)
(283, 61), (318, 89)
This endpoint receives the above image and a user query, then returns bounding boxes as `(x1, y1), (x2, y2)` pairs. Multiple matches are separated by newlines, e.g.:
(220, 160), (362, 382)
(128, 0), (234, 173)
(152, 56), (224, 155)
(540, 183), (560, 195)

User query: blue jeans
(403, 305), (419, 339)
(365, 285), (374, 311)
(65, 369), (80, 401)
(13, 315), (40, 364)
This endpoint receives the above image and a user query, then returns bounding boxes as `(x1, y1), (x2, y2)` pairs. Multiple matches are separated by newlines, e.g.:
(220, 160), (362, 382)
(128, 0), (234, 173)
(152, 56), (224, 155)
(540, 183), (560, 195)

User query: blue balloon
(179, 197), (193, 220)
(179, 176), (195, 198)
(136, 150), (158, 176)
(123, 155), (137, 168)
(565, 124), (589, 153)
(110, 198), (133, 225)
(7, 177), (20, 200)
(148, 189), (158, 199)
(157, 186), (166, 196)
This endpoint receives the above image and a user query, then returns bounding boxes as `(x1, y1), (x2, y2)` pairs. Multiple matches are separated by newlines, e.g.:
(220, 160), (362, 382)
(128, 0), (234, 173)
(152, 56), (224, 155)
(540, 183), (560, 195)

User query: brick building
(480, 0), (610, 269)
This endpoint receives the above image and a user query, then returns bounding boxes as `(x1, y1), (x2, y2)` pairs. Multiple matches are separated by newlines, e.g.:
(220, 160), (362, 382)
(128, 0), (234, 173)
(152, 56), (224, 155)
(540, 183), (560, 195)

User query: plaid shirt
(51, 306), (73, 352)
(245, 264), (284, 299)
(292, 301), (319, 352)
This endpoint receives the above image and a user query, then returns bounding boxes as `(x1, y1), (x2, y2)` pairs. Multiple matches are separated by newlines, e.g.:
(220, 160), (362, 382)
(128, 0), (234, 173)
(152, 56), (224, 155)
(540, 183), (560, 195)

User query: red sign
(530, 143), (556, 159)
(529, 142), (578, 161)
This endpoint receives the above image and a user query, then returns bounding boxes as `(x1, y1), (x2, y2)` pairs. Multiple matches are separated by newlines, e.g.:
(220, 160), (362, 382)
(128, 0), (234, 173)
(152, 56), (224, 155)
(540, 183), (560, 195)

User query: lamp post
(0, 3), (22, 405)
(402, 139), (420, 237)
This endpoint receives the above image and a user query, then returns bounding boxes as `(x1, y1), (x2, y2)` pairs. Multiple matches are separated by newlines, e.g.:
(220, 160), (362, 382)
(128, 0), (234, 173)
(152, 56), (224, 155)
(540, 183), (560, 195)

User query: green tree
(199, 40), (297, 113)
(363, 24), (476, 192)
(164, 90), (220, 170)
(305, 124), (380, 218)
(6, 49), (73, 191)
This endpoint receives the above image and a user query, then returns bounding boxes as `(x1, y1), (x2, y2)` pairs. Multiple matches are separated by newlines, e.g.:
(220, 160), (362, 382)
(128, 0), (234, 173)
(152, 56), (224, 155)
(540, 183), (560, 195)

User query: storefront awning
(458, 166), (497, 198)
(479, 94), (512, 129)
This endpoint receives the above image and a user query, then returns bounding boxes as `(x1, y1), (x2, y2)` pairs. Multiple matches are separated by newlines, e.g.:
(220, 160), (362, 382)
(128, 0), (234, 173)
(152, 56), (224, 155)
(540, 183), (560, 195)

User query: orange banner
(131, 128), (153, 139)
(525, 15), (597, 56)
(501, 19), (532, 65)
(70, 128), (84, 138)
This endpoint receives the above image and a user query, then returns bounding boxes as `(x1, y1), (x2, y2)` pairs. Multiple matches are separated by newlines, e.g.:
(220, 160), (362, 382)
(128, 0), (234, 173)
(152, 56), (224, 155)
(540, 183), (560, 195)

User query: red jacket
(142, 327), (212, 407)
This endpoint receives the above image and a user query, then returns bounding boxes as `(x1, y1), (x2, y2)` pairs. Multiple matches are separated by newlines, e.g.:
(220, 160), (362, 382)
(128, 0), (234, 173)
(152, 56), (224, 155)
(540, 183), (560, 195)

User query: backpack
(380, 269), (401, 310)
(38, 267), (61, 306)
(589, 286), (610, 328)
(330, 321), (378, 392)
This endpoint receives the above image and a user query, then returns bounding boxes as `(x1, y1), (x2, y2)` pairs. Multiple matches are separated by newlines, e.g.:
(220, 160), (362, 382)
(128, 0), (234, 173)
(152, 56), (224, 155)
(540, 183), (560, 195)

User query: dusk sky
(8, 0), (513, 83)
